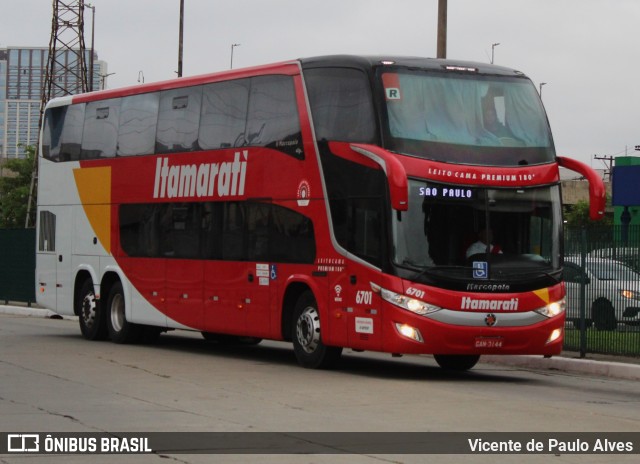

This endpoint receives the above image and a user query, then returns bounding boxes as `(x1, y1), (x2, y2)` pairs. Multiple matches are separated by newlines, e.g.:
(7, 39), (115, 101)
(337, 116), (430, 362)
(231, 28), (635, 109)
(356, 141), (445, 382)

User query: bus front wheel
(292, 291), (342, 369)
(434, 354), (480, 371)
(106, 281), (142, 344)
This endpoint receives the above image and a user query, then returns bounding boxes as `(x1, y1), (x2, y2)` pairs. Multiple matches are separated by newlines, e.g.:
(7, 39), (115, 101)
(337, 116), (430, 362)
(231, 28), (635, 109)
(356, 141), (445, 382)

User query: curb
(0, 305), (59, 318)
(483, 354), (640, 381)
(3, 305), (639, 380)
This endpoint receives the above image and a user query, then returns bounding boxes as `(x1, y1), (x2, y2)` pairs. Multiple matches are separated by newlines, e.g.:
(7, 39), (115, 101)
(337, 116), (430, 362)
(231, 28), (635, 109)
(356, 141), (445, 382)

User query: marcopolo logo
(153, 150), (248, 199)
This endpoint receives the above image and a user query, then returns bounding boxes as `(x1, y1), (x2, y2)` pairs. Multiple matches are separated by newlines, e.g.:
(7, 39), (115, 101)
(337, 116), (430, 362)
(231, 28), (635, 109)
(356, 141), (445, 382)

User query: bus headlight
(395, 323), (424, 343)
(546, 328), (563, 344)
(371, 283), (441, 316)
(534, 299), (565, 318)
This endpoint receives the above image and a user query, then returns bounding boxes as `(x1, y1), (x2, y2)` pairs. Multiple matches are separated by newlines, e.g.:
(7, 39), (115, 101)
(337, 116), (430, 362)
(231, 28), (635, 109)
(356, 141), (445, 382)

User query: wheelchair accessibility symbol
(472, 261), (488, 279)
(270, 264), (277, 280)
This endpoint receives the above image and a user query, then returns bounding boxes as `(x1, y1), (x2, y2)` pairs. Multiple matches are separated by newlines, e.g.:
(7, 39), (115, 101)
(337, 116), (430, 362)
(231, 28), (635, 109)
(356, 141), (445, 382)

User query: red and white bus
(37, 56), (605, 371)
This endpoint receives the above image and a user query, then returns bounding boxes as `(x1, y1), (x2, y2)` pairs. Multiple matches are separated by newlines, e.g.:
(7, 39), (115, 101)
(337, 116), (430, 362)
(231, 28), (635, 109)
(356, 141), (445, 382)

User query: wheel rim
(81, 292), (97, 328)
(296, 306), (320, 354)
(110, 292), (125, 332)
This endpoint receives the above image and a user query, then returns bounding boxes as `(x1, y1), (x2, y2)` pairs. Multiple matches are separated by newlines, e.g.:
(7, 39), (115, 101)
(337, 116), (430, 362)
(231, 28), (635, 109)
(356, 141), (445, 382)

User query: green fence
(0, 228), (36, 305)
(563, 225), (640, 357)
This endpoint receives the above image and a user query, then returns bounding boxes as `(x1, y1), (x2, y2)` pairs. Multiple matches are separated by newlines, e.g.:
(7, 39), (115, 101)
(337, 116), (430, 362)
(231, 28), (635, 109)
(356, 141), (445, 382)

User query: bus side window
(246, 75), (303, 158)
(118, 93), (159, 156)
(304, 67), (377, 144)
(57, 103), (85, 161)
(156, 87), (202, 154)
(270, 205), (315, 264)
(221, 202), (245, 261)
(199, 79), (250, 150)
(82, 99), (121, 159)
(42, 107), (65, 161)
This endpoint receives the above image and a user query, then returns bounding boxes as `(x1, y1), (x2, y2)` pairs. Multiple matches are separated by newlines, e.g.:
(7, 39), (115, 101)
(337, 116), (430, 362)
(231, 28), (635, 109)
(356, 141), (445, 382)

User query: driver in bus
(482, 101), (512, 138)
(466, 228), (502, 258)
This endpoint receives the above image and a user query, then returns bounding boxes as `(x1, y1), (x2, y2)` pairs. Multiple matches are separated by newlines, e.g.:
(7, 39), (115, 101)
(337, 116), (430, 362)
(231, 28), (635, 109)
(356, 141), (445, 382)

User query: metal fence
(0, 228), (36, 305)
(563, 225), (640, 357)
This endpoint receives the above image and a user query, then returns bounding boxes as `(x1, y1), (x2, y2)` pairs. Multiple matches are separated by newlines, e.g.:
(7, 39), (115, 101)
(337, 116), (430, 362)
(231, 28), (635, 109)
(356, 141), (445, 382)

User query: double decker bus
(36, 56), (605, 371)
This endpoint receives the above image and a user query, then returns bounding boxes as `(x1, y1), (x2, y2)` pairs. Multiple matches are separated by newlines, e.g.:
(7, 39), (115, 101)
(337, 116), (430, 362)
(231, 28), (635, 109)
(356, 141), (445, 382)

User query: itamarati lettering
(461, 297), (519, 311)
(153, 150), (248, 199)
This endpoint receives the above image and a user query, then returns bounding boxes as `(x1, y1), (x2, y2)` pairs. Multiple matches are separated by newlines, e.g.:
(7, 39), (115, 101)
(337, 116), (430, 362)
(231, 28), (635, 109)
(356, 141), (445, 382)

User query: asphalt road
(1, 313), (639, 464)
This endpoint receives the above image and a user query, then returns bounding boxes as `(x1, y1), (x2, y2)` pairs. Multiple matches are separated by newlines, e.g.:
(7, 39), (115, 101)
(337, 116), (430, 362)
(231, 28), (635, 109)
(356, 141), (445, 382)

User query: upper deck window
(380, 69), (555, 166)
(304, 68), (377, 143)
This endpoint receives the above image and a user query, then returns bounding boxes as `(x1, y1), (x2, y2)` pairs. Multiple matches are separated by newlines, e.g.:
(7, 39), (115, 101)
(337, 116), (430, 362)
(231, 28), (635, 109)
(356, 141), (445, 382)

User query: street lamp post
(99, 72), (115, 90)
(539, 82), (547, 98)
(177, 0), (184, 77)
(491, 43), (500, 64)
(230, 43), (241, 69)
(84, 2), (95, 91)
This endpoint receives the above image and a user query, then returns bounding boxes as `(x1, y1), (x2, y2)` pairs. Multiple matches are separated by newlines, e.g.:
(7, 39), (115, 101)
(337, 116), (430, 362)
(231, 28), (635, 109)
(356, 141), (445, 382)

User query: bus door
(242, 202), (272, 338)
(327, 261), (382, 351)
(163, 204), (204, 329)
(204, 260), (246, 335)
(346, 265), (383, 352)
(35, 207), (72, 313)
(202, 201), (272, 337)
(327, 271), (351, 347)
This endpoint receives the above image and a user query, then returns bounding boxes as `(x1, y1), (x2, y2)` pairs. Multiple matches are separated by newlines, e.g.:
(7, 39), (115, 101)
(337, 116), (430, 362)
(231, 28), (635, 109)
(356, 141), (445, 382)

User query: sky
(2, 0), (638, 168)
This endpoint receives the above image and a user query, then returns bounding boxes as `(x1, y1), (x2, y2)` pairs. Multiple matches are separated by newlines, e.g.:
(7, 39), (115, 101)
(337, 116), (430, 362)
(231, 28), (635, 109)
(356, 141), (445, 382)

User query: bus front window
(380, 69), (555, 166)
(393, 180), (562, 287)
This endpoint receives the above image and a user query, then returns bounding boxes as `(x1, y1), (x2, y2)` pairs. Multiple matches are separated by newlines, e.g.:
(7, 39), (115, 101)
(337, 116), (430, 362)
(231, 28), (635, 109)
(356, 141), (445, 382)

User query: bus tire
(78, 278), (107, 341)
(434, 354), (480, 371)
(106, 281), (142, 344)
(292, 291), (342, 369)
(592, 299), (616, 331)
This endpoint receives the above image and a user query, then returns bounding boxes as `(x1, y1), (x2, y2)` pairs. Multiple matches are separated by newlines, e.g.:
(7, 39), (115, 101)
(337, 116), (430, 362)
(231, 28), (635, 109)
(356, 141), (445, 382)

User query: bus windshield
(380, 69), (555, 166)
(393, 180), (562, 285)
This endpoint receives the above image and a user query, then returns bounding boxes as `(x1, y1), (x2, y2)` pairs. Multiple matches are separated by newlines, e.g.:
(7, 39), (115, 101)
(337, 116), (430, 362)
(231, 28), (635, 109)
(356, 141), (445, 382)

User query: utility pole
(437, 0), (447, 59)
(26, 0), (90, 228)
(594, 154), (614, 182)
(178, 0), (184, 77)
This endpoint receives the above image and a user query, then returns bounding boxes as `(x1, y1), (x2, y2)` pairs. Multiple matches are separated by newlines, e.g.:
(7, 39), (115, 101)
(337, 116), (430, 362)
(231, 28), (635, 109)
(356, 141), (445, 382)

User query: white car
(563, 257), (640, 330)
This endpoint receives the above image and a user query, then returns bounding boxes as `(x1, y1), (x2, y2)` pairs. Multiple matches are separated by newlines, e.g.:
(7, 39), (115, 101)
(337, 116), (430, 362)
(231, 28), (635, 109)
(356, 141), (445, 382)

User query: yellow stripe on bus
(73, 166), (112, 255)
(533, 288), (550, 305)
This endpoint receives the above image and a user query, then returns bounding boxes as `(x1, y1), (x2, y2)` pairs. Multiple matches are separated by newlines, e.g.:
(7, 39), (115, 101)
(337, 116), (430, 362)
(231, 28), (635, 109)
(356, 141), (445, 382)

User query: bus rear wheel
(78, 278), (107, 341)
(106, 281), (142, 344)
(292, 291), (342, 369)
(434, 354), (480, 371)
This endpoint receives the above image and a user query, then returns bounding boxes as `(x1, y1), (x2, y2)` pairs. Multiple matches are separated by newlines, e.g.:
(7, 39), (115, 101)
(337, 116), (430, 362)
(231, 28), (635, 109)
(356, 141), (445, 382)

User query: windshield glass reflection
(393, 180), (562, 282)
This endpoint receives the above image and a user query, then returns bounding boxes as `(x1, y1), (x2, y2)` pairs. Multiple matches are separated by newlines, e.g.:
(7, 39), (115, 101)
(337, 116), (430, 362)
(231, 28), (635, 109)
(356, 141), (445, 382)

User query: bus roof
(48, 55), (527, 108)
(299, 55), (526, 77)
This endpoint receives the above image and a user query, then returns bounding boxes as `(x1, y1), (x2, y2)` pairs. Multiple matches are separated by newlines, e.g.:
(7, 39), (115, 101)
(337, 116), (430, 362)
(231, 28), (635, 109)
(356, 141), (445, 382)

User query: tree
(564, 199), (612, 228)
(0, 145), (35, 228)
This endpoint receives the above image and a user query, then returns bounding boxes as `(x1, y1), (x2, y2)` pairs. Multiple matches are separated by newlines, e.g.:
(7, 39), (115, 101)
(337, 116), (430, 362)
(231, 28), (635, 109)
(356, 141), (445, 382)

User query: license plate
(475, 337), (504, 348)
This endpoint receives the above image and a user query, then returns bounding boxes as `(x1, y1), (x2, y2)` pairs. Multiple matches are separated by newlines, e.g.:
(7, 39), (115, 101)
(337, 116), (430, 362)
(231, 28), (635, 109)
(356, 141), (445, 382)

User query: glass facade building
(1, 47), (106, 159)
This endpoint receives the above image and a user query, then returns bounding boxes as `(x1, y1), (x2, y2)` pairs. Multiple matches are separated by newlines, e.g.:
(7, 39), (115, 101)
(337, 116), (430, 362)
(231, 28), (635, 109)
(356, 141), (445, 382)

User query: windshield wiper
(411, 265), (468, 282)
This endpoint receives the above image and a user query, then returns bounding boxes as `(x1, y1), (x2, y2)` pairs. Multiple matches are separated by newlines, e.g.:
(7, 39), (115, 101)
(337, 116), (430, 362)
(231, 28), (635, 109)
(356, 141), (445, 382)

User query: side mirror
(329, 142), (409, 211)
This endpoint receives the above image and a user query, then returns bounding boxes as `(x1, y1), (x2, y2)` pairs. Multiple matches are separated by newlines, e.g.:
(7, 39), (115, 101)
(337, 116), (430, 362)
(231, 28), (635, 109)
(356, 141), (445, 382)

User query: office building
(0, 46), (106, 159)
